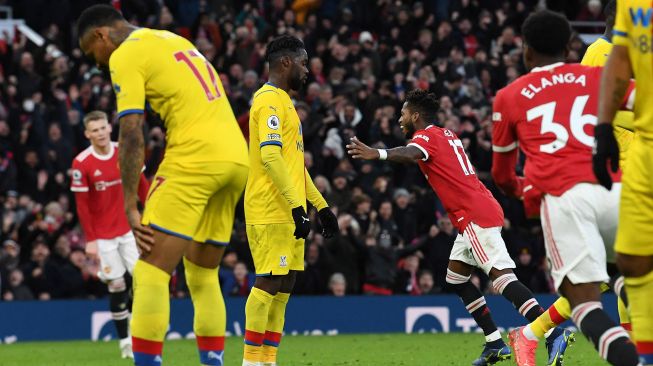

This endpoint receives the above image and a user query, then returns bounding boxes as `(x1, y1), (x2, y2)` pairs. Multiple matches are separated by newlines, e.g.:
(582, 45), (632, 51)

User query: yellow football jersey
(109, 28), (248, 169)
(581, 35), (634, 166)
(245, 83), (306, 224)
(613, 0), (653, 140)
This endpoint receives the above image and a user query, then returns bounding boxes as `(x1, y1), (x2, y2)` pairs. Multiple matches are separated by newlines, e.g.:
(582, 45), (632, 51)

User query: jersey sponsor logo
(267, 133), (281, 141)
(94, 179), (122, 191)
(267, 115), (280, 130)
(520, 73), (587, 100)
(630, 7), (653, 27)
(413, 134), (430, 142)
(93, 169), (102, 177)
(492, 112), (502, 122)
(280, 255), (287, 267)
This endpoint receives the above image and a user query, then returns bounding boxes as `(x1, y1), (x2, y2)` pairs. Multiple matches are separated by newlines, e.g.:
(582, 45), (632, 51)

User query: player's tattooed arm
(118, 114), (145, 210)
(119, 113), (154, 252)
(598, 45), (632, 125)
(346, 136), (423, 164)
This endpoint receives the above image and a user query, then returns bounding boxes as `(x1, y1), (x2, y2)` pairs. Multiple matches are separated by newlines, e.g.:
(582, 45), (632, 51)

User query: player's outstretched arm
(346, 136), (424, 164)
(119, 113), (154, 250)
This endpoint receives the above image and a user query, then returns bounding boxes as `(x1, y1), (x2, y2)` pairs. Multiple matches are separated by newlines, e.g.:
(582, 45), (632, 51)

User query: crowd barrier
(0, 294), (620, 343)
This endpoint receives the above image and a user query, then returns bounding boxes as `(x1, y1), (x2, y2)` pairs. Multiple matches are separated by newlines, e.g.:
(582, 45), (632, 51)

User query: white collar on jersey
(530, 62), (565, 73)
(91, 142), (115, 161)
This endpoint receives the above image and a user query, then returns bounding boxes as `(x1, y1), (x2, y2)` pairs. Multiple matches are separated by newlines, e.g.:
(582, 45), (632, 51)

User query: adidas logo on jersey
(94, 169), (102, 177)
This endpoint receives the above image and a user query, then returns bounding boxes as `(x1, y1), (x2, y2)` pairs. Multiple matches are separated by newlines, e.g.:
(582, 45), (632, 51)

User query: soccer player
(595, 0), (653, 364)
(346, 89), (569, 366)
(491, 10), (639, 366)
(71, 110), (149, 359)
(242, 35), (339, 366)
(77, 5), (249, 366)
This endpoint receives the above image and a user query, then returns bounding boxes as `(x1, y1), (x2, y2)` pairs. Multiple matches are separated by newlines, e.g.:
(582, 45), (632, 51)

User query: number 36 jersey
(409, 125), (504, 232)
(492, 62), (634, 196)
(109, 28), (248, 169)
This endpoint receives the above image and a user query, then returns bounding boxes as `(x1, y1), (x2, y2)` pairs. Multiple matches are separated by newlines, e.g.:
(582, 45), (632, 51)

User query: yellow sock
(262, 292), (290, 364)
(243, 287), (274, 363)
(625, 270), (653, 364)
(131, 260), (170, 363)
(531, 296), (571, 338)
(184, 257), (225, 364)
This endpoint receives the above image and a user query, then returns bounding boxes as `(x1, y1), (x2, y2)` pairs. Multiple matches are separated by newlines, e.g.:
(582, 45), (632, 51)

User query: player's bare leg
(131, 230), (190, 366)
(185, 242), (227, 366)
(617, 253), (653, 364)
(560, 278), (639, 366)
(446, 261), (510, 365)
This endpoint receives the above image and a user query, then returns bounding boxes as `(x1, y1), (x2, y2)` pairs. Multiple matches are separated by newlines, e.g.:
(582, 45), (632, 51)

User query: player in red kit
(346, 89), (569, 366)
(490, 11), (639, 366)
(71, 111), (149, 359)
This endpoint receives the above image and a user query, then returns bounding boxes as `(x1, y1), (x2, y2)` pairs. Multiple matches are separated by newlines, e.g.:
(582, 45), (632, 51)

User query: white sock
(119, 337), (131, 347)
(242, 361), (261, 366)
(486, 330), (502, 343)
(522, 325), (539, 341)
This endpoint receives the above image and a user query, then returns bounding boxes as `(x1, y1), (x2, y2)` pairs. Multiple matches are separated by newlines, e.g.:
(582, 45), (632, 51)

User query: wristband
(378, 149), (387, 160)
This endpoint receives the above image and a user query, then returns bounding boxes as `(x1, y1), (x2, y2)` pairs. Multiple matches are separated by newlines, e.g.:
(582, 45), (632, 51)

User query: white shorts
(449, 222), (515, 275)
(541, 183), (620, 290)
(97, 231), (139, 282)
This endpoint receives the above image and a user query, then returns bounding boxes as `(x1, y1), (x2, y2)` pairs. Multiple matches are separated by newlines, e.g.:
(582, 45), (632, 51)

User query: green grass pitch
(0, 333), (605, 365)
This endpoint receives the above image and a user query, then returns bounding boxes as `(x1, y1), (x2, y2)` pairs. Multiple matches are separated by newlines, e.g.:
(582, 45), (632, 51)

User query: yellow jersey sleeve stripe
(118, 109), (145, 119)
(260, 141), (283, 148)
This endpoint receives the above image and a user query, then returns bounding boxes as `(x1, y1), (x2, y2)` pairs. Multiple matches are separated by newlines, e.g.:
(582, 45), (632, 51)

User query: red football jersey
(409, 125), (504, 231)
(71, 143), (149, 241)
(492, 63), (633, 196)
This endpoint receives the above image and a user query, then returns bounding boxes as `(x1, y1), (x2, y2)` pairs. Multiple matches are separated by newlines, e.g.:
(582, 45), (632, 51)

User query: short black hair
(405, 89), (439, 123)
(522, 10), (571, 57)
(76, 4), (125, 38)
(605, 0), (616, 18)
(265, 35), (305, 64)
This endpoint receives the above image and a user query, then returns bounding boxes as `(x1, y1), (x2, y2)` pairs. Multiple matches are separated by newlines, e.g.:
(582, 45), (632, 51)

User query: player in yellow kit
(77, 5), (249, 366)
(595, 0), (653, 364)
(242, 35), (338, 366)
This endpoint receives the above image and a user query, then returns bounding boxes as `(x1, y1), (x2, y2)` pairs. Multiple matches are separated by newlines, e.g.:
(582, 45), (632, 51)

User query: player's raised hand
(592, 124), (620, 190)
(346, 136), (379, 160)
(126, 208), (155, 254)
(318, 207), (339, 238)
(291, 206), (311, 239)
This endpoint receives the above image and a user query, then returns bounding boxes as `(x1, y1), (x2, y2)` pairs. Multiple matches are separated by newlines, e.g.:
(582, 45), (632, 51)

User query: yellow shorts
(615, 136), (653, 256)
(142, 161), (248, 245)
(246, 223), (304, 276)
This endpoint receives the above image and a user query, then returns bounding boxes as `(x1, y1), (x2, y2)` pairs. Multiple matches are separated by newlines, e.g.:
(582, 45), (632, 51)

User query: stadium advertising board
(0, 294), (619, 342)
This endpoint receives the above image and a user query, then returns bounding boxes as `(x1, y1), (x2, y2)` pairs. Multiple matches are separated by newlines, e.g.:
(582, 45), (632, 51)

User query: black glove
(318, 207), (339, 238)
(593, 123), (620, 190)
(291, 206), (311, 239)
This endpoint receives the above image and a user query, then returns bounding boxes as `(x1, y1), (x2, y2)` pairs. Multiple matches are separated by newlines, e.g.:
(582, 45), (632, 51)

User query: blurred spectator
(417, 270), (440, 295)
(328, 272), (347, 297)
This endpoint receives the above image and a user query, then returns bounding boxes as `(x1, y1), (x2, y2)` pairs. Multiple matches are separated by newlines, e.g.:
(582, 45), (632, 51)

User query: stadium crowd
(0, 0), (604, 300)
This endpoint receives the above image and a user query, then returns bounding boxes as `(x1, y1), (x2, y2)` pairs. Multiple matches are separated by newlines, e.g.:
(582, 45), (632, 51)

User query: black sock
(610, 275), (629, 307)
(447, 270), (502, 344)
(571, 301), (639, 366)
(110, 289), (130, 339)
(493, 273), (543, 321)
